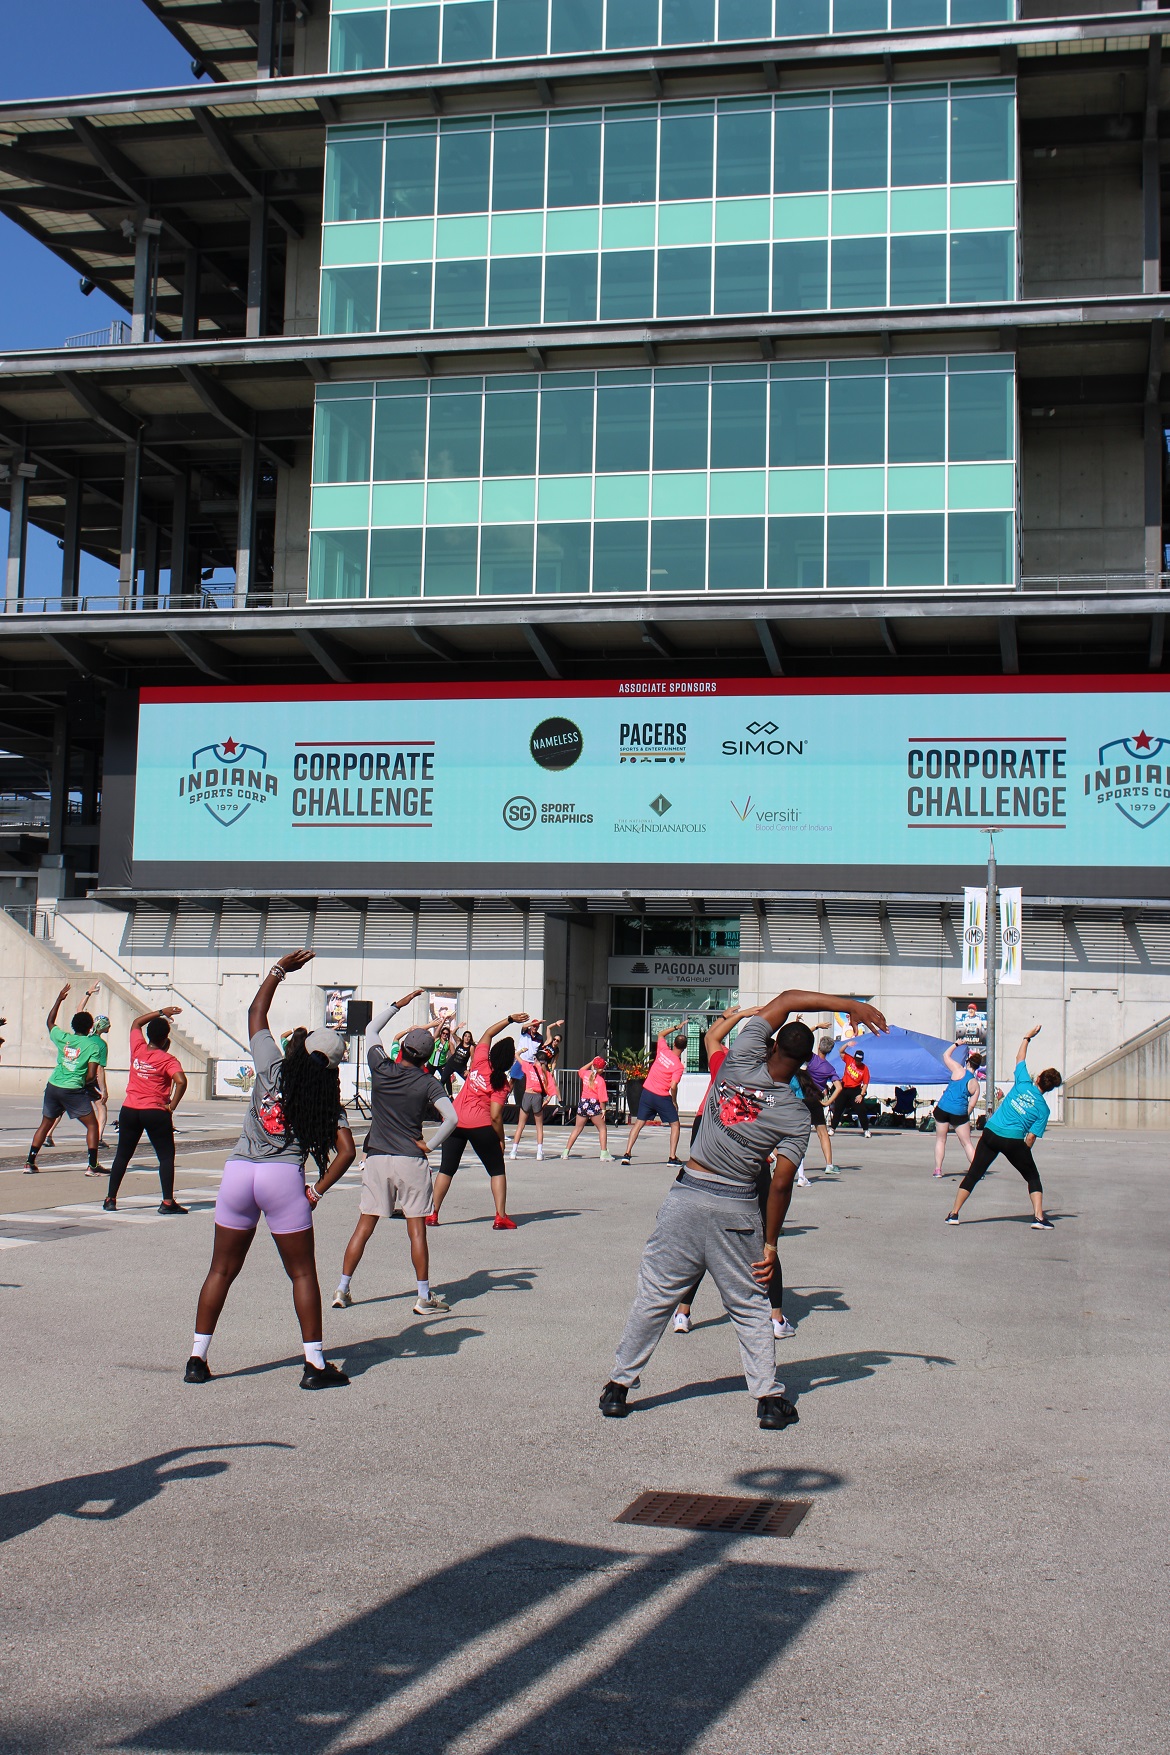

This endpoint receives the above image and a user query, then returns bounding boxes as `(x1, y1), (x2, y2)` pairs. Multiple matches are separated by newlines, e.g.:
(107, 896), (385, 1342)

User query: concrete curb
(0, 1133), (240, 1173)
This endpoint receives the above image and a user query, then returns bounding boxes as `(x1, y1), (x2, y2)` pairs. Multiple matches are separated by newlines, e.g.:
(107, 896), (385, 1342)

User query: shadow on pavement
(126, 1533), (852, 1755)
(352, 1265), (540, 1310)
(783, 1349), (955, 1403)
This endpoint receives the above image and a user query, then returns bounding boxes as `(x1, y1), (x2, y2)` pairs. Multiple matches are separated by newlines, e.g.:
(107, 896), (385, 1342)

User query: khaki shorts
(360, 1153), (434, 1220)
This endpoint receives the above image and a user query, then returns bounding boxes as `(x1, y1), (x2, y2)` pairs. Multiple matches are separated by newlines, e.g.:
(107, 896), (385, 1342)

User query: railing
(64, 320), (132, 349)
(3, 904), (36, 935)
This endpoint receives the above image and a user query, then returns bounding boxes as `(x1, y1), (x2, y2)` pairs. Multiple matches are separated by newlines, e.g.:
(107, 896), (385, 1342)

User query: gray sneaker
(331, 1287), (352, 1309)
(413, 1292), (450, 1315)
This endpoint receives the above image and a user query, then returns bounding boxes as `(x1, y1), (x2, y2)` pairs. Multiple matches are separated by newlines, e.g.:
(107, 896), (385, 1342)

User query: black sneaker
(102, 1197), (116, 1212)
(300, 1359), (349, 1390)
(757, 1394), (799, 1429)
(619, 1155), (632, 1166)
(666, 1157), (685, 1169)
(599, 1380), (630, 1417)
(158, 1200), (188, 1214)
(183, 1356), (211, 1384)
(1031, 1216), (1054, 1230)
(944, 1212), (960, 1224)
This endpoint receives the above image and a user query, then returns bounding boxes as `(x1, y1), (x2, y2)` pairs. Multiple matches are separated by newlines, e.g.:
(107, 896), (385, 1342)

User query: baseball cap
(853, 1049), (865, 1061)
(591, 1056), (606, 1069)
(303, 1029), (347, 1068)
(402, 1026), (436, 1058)
(93, 1015), (111, 1035)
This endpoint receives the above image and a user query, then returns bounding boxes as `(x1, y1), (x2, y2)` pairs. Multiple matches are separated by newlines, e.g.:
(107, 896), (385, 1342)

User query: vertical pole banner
(962, 887), (987, 985)
(998, 886), (1022, 984)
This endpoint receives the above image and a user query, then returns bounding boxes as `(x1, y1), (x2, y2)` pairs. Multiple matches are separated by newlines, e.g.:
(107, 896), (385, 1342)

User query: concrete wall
(1021, 152), (1142, 299)
(1064, 1014), (1170, 1129)
(272, 443), (312, 600)
(283, 217), (321, 339)
(1020, 412), (1145, 578)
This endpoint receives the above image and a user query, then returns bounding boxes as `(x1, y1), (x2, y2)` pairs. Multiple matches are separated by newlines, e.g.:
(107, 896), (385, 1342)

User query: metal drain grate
(614, 1491), (811, 1538)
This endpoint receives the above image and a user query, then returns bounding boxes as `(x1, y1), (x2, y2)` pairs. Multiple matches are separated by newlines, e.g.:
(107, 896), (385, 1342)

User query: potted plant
(614, 1047), (651, 1119)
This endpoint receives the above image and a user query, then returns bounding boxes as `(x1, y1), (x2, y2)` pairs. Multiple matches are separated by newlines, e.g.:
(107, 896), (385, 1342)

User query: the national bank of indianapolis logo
(1086, 729), (1170, 828)
(178, 736), (277, 826)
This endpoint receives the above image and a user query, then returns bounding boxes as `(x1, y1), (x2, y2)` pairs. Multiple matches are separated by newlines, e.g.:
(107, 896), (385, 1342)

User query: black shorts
(439, 1126), (505, 1179)
(933, 1106), (971, 1128)
(803, 1096), (827, 1129)
(42, 1083), (95, 1123)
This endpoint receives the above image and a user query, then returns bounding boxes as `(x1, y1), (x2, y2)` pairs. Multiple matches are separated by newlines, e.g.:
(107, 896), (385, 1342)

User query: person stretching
(432, 1012), (528, 1229)
(829, 1045), (871, 1137)
(510, 1052), (550, 1160)
(600, 987), (887, 1430)
(184, 950), (355, 1389)
(621, 1022), (687, 1169)
(562, 1058), (613, 1160)
(932, 1043), (982, 1177)
(104, 1006), (189, 1213)
(26, 985), (107, 1176)
(803, 1035), (839, 1176)
(334, 990), (458, 1316)
(945, 1028), (1060, 1230)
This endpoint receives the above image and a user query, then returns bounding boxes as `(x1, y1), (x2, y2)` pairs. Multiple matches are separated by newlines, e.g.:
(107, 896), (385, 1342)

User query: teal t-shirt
(988, 1062), (1050, 1140)
(49, 1025), (107, 1091)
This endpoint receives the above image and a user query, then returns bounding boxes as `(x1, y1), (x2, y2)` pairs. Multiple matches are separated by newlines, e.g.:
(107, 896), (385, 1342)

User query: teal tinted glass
(325, 137), (382, 223)
(834, 0), (886, 29)
(951, 95), (1015, 183)
(657, 247), (712, 316)
(483, 391), (538, 475)
(603, 119), (658, 205)
(330, 13), (386, 72)
(437, 130), (491, 214)
(543, 253), (599, 320)
(548, 122), (601, 207)
(948, 373), (1012, 460)
(596, 385), (652, 472)
(593, 520), (649, 591)
(774, 105), (829, 193)
(481, 524), (535, 594)
(314, 399), (372, 483)
(780, 0), (830, 32)
(950, 232), (1013, 302)
(831, 237), (887, 308)
(424, 526), (478, 595)
(719, 0), (773, 36)
(433, 259), (487, 326)
(715, 244), (769, 314)
(539, 388), (595, 473)
(384, 133), (437, 218)
(828, 376), (885, 464)
(651, 520), (707, 590)
(948, 511), (1012, 584)
(768, 516), (824, 588)
(888, 374), (944, 462)
(373, 396), (428, 480)
(653, 382), (710, 470)
(496, 0), (549, 55)
(952, 0), (1010, 16)
(664, 0), (716, 41)
(551, 0), (603, 51)
(770, 376), (826, 466)
(892, 0), (946, 20)
(492, 127), (546, 210)
(711, 378), (767, 468)
(716, 110), (772, 197)
(428, 394), (483, 477)
(321, 266), (378, 333)
(388, 6), (439, 65)
(887, 513), (944, 586)
(660, 114), (715, 201)
(537, 521), (591, 591)
(442, 1), (494, 61)
(890, 234), (946, 306)
(370, 528), (423, 596)
(608, 0), (659, 45)
(891, 99), (947, 187)
(380, 264), (433, 331)
(832, 105), (888, 191)
(488, 256), (543, 324)
(773, 241), (827, 311)
(709, 517), (765, 589)
(827, 514), (884, 588)
(600, 250), (655, 318)
(311, 530), (368, 598)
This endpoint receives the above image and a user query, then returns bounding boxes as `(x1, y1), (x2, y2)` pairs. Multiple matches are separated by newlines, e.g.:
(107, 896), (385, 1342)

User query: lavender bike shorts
(214, 1157), (313, 1234)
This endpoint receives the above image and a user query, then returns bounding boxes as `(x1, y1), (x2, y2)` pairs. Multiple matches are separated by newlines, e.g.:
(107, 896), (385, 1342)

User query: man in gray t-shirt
(692, 1015), (814, 1188)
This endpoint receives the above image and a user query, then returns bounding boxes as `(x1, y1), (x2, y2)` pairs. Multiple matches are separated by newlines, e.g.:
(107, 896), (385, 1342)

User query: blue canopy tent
(827, 1026), (967, 1088)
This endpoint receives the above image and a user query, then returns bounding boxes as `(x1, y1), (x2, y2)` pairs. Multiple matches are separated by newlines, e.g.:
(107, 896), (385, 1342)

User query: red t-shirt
(454, 1041), (498, 1129)
(842, 1052), (870, 1091)
(644, 1034), (684, 1096)
(124, 1026), (182, 1109)
(699, 1045), (728, 1111)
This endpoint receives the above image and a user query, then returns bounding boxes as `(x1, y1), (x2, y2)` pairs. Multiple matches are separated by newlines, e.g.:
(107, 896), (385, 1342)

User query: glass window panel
(663, 0), (715, 41)
(325, 137), (382, 223)
(379, 263), (433, 331)
(888, 512), (944, 586)
(656, 246), (712, 316)
(948, 373), (1013, 461)
(831, 105), (888, 191)
(384, 133), (437, 218)
(770, 377), (826, 466)
(891, 99), (947, 187)
(888, 374), (944, 463)
(647, 920), (695, 954)
(660, 115), (715, 201)
(481, 524), (535, 594)
(539, 388), (595, 474)
(948, 511), (1012, 585)
(483, 391), (538, 476)
(442, 0), (494, 60)
(716, 110), (771, 198)
(492, 128), (547, 210)
(828, 377), (885, 464)
(774, 104), (829, 193)
(423, 526), (479, 595)
(320, 266), (378, 334)
(310, 530), (368, 599)
(599, 250), (655, 318)
(593, 520), (649, 591)
(314, 399), (373, 483)
(496, 0), (549, 56)
(714, 243), (769, 314)
(608, 0), (660, 46)
(696, 916), (740, 953)
(719, 0), (772, 38)
(952, 0), (1011, 17)
(778, 0), (830, 32)
(370, 528), (423, 597)
(611, 908), (645, 951)
(603, 119), (659, 205)
(950, 232), (1013, 303)
(772, 240), (828, 311)
(709, 517), (765, 589)
(427, 394), (483, 477)
(374, 396), (428, 480)
(711, 378), (767, 468)
(550, 0), (603, 51)
(833, 0), (886, 29)
(548, 122), (601, 207)
(544, 253), (599, 321)
(596, 385), (652, 472)
(889, 234), (946, 306)
(768, 515), (824, 588)
(827, 514), (884, 588)
(951, 95), (1015, 184)
(830, 237), (887, 308)
(432, 259), (487, 327)
(537, 521), (592, 591)
(891, 0), (946, 20)
(651, 519), (707, 590)
(488, 256), (543, 325)
(653, 382), (710, 470)
(437, 130), (491, 215)
(388, 6), (440, 65)
(330, 13), (386, 72)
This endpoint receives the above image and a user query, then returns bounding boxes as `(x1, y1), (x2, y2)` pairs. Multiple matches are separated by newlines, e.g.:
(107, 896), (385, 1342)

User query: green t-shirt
(49, 1025), (107, 1090)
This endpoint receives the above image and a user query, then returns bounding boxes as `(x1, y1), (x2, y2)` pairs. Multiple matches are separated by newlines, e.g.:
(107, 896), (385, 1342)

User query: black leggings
(830, 1087), (866, 1129)
(439, 1125), (505, 1179)
(960, 1128), (1042, 1195)
(681, 1169), (783, 1311)
(107, 1107), (176, 1202)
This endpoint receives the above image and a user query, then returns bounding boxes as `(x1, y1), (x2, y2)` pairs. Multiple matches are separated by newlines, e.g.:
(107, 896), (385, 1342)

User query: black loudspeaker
(584, 1000), (609, 1035)
(346, 1000), (373, 1036)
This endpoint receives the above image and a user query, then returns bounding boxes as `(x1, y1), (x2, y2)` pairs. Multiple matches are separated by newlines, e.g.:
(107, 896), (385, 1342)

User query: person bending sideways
(621, 1021), (688, 1169)
(334, 990), (457, 1316)
(510, 1051), (550, 1159)
(562, 1058), (614, 1160)
(600, 987), (887, 1431)
(803, 1034), (839, 1176)
(26, 984), (108, 1176)
(946, 1027), (1061, 1231)
(431, 1011), (529, 1229)
(184, 950), (355, 1389)
(829, 1046), (871, 1137)
(932, 1042), (982, 1177)
(104, 1006), (189, 1213)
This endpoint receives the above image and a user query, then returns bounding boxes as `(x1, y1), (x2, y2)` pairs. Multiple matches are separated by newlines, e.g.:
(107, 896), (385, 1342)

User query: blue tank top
(938, 1070), (974, 1117)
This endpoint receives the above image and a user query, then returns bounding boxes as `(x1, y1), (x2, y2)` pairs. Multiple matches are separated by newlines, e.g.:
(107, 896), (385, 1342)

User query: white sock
(303, 1340), (325, 1369)
(191, 1333), (212, 1360)
(337, 1273), (352, 1293)
(417, 1279), (430, 1301)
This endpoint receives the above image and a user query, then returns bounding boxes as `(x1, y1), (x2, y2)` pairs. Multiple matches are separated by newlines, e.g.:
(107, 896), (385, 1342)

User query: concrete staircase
(1063, 1013), (1170, 1130)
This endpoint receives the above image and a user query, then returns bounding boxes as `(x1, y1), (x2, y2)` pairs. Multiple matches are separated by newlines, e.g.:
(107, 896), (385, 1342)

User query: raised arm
(248, 949), (314, 1039)
(477, 1010), (529, 1048)
(1015, 1024), (1042, 1067)
(942, 1042), (965, 1078)
(366, 988), (424, 1057)
(757, 989), (888, 1037)
(45, 984), (71, 1033)
(704, 1004), (761, 1058)
(131, 1004), (182, 1033)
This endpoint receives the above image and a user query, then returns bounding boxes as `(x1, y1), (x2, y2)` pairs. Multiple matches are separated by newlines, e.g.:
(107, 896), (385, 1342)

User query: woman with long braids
(184, 950), (355, 1388)
(429, 1011), (528, 1229)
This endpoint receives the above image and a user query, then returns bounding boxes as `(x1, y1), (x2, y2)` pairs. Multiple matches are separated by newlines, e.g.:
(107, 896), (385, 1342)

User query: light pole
(980, 826), (1002, 1115)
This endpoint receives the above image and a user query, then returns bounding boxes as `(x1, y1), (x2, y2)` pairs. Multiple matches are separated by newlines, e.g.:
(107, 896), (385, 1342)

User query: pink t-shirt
(580, 1066), (608, 1105)
(124, 1026), (182, 1109)
(455, 1042), (497, 1129)
(523, 1060), (549, 1095)
(644, 1034), (684, 1097)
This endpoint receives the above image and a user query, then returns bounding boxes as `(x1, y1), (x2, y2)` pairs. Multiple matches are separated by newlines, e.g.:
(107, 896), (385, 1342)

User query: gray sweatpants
(611, 1179), (782, 1400)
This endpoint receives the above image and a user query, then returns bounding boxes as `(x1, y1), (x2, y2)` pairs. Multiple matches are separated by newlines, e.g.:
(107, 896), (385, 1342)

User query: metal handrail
(64, 320), (132, 349)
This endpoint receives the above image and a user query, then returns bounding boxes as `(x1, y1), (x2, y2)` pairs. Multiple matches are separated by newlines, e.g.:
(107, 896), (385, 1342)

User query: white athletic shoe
(795, 1171), (810, 1187)
(536, 1146), (544, 1160)
(509, 1145), (518, 1159)
(673, 1311), (691, 1333)
(773, 1316), (796, 1339)
(413, 1293), (450, 1314)
(599, 1150), (614, 1161)
(332, 1288), (352, 1309)
(560, 1148), (571, 1159)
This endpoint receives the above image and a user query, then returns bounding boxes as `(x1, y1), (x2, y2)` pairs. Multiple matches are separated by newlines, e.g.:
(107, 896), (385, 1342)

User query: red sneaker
(424, 1212), (438, 1226)
(492, 1214), (517, 1230)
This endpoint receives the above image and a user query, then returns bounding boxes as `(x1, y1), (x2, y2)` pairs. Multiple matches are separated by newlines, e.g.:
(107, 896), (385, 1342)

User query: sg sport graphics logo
(178, 736), (277, 826)
(503, 795), (594, 830)
(1086, 729), (1170, 828)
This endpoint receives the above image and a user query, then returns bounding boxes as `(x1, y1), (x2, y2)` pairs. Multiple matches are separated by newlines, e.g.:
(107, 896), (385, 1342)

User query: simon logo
(179, 736), (277, 826)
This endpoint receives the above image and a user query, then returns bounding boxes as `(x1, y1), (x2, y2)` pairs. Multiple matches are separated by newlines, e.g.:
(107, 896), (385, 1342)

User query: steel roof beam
(296, 628), (352, 681)
(192, 110), (303, 240)
(168, 631), (233, 681)
(41, 633), (120, 688)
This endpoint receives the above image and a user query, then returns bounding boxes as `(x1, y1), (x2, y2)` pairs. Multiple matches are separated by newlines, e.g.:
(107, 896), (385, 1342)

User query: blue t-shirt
(988, 1063), (1051, 1141)
(937, 1070), (975, 1117)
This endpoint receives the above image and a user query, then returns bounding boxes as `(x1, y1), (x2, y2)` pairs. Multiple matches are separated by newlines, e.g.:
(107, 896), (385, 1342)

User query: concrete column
(46, 709), (70, 860)
(79, 745), (99, 827)
(257, 0), (277, 77)
(170, 469), (191, 598)
(246, 196), (268, 339)
(1144, 40), (1162, 294)
(60, 476), (82, 601)
(1144, 404), (1164, 581)
(5, 461), (30, 606)
(236, 438), (259, 606)
(181, 249), (201, 341)
(118, 440), (142, 600)
(142, 519), (160, 607)
(130, 215), (161, 345)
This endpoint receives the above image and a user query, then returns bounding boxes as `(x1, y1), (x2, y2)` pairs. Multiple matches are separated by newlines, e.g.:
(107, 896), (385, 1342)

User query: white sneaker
(599, 1150), (614, 1161)
(332, 1288), (352, 1309)
(795, 1171), (810, 1187)
(413, 1292), (450, 1314)
(773, 1316), (795, 1339)
(560, 1148), (570, 1159)
(536, 1146), (544, 1160)
(509, 1145), (518, 1159)
(673, 1311), (691, 1333)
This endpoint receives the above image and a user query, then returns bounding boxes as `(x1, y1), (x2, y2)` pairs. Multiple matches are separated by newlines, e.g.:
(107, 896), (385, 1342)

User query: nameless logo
(649, 795), (672, 816)
(503, 796), (537, 830)
(530, 717), (583, 771)
(178, 736), (277, 826)
(1086, 729), (1170, 828)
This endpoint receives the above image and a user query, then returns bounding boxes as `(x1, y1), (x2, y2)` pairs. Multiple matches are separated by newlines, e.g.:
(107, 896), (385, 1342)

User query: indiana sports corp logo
(1085, 730), (1170, 828)
(178, 737), (277, 826)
